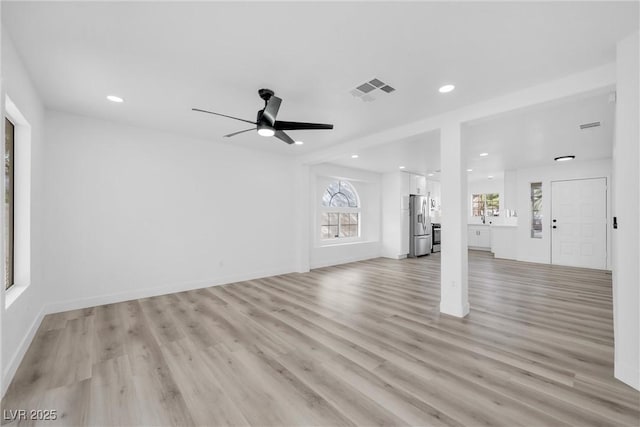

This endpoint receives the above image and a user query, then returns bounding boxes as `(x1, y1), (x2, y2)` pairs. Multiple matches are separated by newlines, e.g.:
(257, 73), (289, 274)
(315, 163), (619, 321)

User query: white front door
(551, 178), (607, 269)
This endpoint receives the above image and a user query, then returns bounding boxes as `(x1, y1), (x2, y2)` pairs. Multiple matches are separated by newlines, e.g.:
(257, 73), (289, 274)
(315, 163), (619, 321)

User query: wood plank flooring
(2, 251), (639, 426)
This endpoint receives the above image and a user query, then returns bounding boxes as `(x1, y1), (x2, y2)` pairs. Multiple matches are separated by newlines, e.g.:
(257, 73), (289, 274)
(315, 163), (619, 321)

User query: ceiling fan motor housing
(258, 88), (275, 102)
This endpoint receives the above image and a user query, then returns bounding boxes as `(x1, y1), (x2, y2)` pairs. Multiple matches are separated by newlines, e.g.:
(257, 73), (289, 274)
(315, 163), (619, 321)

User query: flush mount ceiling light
(479, 152), (489, 157)
(438, 84), (455, 93)
(351, 154), (359, 159)
(427, 173), (434, 177)
(399, 166), (406, 169)
(294, 140), (304, 145)
(467, 168), (473, 172)
(488, 175), (494, 179)
(106, 95), (124, 103)
(554, 155), (575, 162)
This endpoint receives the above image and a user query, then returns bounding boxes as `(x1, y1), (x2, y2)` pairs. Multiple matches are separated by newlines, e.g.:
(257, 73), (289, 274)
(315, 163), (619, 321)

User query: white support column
(440, 121), (469, 317)
(293, 162), (311, 273)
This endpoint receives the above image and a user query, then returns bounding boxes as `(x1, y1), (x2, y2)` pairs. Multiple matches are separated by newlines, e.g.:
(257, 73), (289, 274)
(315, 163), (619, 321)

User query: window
(471, 193), (500, 217)
(3, 97), (31, 305)
(320, 180), (360, 240)
(5, 118), (15, 289)
(531, 182), (542, 238)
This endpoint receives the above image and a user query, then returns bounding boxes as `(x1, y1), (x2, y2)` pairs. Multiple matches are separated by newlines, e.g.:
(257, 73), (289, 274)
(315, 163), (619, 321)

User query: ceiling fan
(192, 89), (334, 144)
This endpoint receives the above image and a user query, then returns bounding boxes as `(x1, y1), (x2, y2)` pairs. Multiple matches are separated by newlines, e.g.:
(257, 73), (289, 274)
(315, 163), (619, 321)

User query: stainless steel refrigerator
(409, 194), (432, 257)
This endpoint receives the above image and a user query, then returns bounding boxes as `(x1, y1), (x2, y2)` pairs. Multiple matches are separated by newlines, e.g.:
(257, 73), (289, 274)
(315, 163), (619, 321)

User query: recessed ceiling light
(467, 169), (473, 172)
(488, 175), (494, 179)
(351, 154), (359, 159)
(106, 95), (124, 103)
(554, 155), (575, 162)
(294, 141), (304, 145)
(427, 173), (434, 177)
(479, 152), (489, 157)
(439, 84), (455, 93)
(399, 166), (405, 169)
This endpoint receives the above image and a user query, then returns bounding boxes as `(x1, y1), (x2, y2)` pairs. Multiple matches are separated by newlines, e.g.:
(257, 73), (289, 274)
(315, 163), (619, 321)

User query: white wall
(1, 31), (47, 396)
(42, 111), (297, 312)
(309, 164), (381, 268)
(612, 31), (639, 390)
(467, 177), (505, 224)
(515, 158), (612, 267)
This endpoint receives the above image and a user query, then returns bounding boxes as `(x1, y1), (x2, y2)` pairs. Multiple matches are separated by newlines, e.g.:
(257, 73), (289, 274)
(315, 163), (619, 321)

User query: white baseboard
(2, 305), (46, 398)
(468, 246), (492, 252)
(440, 301), (471, 318)
(380, 252), (407, 260)
(310, 253), (381, 269)
(615, 361), (640, 391)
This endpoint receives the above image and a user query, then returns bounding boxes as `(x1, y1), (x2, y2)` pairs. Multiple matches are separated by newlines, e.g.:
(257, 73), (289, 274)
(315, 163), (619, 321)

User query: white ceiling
(462, 91), (615, 179)
(329, 130), (440, 176)
(2, 1), (637, 156)
(327, 90), (615, 179)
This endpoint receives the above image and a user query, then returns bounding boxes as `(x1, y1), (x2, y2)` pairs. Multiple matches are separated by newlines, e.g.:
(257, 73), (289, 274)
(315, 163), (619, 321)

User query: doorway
(551, 178), (607, 269)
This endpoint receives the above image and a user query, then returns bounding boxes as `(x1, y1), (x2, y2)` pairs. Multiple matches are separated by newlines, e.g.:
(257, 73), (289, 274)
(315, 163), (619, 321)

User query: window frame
(471, 193), (500, 217)
(319, 180), (362, 243)
(5, 117), (15, 290)
(3, 96), (32, 308)
(530, 182), (543, 239)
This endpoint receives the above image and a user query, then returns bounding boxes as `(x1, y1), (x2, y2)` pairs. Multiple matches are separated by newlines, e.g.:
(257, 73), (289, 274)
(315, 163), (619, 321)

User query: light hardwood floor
(2, 251), (639, 426)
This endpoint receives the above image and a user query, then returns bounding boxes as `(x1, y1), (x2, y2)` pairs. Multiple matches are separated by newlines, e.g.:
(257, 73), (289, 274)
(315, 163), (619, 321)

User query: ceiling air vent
(579, 121), (601, 130)
(351, 78), (396, 102)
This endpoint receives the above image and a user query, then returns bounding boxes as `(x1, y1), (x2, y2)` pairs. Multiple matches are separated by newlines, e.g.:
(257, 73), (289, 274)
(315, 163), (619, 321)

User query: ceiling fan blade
(262, 96), (282, 126)
(274, 130), (295, 145)
(192, 108), (256, 125)
(224, 128), (256, 138)
(274, 120), (334, 131)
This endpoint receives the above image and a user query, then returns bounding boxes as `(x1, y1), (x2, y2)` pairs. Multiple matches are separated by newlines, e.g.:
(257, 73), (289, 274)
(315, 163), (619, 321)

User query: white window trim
(471, 193), (500, 217)
(4, 96), (31, 308)
(318, 180), (363, 246)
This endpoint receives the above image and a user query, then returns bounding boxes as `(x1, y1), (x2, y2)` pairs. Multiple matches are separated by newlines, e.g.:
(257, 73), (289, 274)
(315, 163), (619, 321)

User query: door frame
(550, 177), (608, 269)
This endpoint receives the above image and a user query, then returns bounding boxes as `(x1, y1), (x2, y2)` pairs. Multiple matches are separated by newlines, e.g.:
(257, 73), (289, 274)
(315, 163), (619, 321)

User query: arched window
(320, 180), (360, 240)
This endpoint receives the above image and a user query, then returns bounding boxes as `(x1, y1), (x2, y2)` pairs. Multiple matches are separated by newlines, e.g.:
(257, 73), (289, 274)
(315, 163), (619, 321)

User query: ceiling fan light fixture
(439, 84), (455, 93)
(554, 155), (575, 162)
(257, 124), (275, 137)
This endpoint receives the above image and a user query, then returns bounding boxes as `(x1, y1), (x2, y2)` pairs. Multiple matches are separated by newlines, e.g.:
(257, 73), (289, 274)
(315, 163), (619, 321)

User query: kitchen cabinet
(468, 225), (491, 250)
(410, 173), (427, 195)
